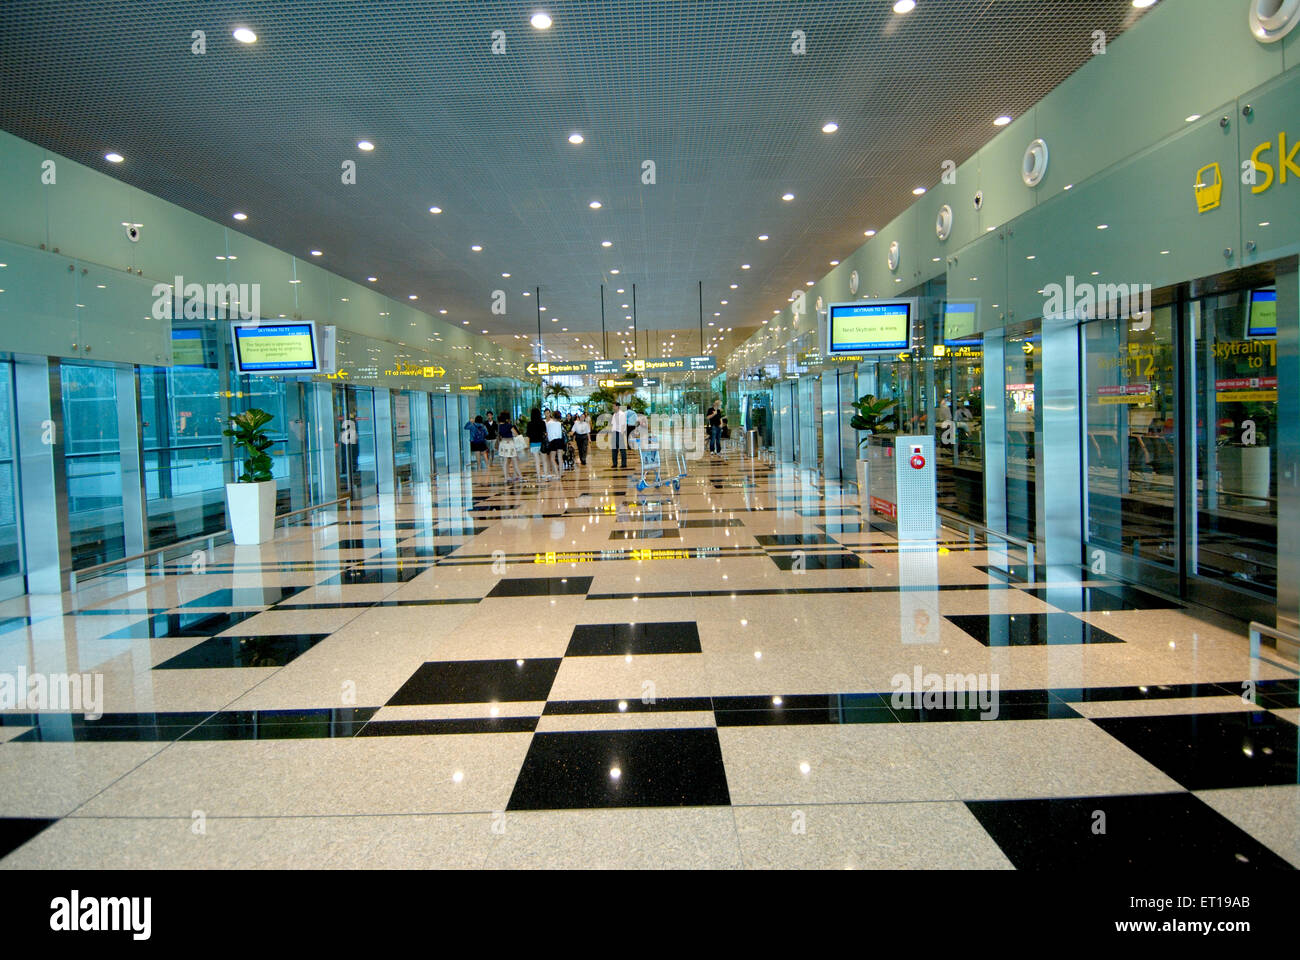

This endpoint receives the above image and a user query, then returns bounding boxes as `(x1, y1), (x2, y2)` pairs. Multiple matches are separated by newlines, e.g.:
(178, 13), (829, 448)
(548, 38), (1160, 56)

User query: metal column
(982, 332), (1007, 534)
(373, 387), (395, 495)
(14, 356), (71, 594)
(1038, 317), (1084, 571)
(1275, 266), (1299, 635)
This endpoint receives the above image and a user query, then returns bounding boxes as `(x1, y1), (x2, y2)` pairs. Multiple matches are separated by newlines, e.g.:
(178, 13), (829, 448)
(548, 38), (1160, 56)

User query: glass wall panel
(1191, 290), (1277, 594)
(60, 363), (126, 569)
(0, 361), (22, 591)
(1003, 326), (1039, 543)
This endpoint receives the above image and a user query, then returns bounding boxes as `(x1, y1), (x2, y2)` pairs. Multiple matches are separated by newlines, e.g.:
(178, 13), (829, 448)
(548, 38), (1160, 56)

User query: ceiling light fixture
(232, 27), (257, 43)
(105, 152), (124, 163)
(589, 200), (602, 209)
(531, 11), (553, 29)
(994, 115), (1013, 126)
(781, 192), (795, 201)
(568, 132), (584, 144)
(357, 140), (374, 151)
(429, 206), (442, 214)
(232, 212), (247, 220)
(893, 0), (916, 12)
(821, 122), (839, 134)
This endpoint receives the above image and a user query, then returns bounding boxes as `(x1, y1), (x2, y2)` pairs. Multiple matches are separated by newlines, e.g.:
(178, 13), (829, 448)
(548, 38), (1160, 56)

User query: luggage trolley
(632, 433), (687, 494)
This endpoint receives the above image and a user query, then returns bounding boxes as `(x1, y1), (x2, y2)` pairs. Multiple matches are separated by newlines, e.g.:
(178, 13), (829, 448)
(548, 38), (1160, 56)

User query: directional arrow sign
(423, 366), (446, 378)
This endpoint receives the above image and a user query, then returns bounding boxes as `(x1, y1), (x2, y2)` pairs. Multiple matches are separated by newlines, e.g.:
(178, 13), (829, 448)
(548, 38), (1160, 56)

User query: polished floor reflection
(0, 450), (1295, 869)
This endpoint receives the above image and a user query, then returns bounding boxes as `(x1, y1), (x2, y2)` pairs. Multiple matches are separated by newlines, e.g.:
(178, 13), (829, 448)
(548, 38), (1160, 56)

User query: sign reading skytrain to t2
(824, 300), (914, 355)
(526, 356), (714, 377)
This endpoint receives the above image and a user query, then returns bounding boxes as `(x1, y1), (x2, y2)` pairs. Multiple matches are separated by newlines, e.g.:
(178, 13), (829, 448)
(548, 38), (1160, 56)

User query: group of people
(466, 407), (593, 483)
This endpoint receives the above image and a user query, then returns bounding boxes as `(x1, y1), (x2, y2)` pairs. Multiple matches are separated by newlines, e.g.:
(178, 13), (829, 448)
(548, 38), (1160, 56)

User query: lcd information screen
(943, 301), (979, 345)
(827, 301), (911, 353)
(172, 328), (206, 368)
(231, 323), (320, 374)
(1249, 289), (1277, 337)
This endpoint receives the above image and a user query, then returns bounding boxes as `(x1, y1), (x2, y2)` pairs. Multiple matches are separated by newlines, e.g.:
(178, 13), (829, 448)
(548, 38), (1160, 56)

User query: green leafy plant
(544, 382), (571, 404)
(223, 408), (275, 483)
(849, 394), (897, 447)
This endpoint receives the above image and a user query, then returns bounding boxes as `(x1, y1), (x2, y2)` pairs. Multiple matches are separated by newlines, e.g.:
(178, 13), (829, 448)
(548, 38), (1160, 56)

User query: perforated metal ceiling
(0, 0), (1152, 361)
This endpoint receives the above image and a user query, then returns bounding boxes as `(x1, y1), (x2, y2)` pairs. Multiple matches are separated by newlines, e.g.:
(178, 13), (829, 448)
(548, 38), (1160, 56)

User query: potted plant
(223, 408), (277, 544)
(849, 394), (897, 510)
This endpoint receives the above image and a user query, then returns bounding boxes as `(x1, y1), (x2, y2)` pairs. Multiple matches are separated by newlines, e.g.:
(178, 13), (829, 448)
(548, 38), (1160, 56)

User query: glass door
(1003, 325), (1039, 544)
(1190, 290), (1277, 598)
(60, 363), (127, 569)
(336, 385), (378, 501)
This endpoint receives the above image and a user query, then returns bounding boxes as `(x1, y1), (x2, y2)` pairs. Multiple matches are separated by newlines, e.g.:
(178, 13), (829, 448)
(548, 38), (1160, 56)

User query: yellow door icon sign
(1194, 162), (1222, 212)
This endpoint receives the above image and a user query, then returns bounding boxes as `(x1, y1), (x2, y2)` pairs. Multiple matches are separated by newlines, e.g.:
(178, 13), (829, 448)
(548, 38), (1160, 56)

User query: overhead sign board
(526, 356), (715, 377)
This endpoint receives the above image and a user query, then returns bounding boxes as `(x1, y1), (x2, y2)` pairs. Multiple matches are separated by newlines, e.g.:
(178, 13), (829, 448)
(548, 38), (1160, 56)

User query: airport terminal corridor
(0, 450), (1294, 870)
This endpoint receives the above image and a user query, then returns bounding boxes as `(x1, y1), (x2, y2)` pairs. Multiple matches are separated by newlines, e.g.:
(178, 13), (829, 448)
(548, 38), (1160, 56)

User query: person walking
(572, 411), (590, 465)
(483, 412), (498, 464)
(609, 402), (628, 469)
(545, 410), (566, 478)
(496, 411), (524, 482)
(465, 415), (489, 470)
(526, 407), (549, 480)
(706, 401), (723, 457)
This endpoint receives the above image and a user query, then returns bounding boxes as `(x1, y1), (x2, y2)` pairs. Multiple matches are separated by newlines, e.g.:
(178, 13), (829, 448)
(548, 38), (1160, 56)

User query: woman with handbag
(496, 412), (524, 483)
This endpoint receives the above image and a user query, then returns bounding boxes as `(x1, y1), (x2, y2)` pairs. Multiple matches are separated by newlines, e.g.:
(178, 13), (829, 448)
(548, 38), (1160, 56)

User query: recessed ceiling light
(409, 294), (418, 300)
(367, 276), (377, 282)
(912, 186), (927, 195)
(730, 283), (738, 289)
(105, 152), (124, 163)
(741, 264), (751, 270)
(429, 206), (442, 214)
(439, 309), (448, 315)
(232, 212), (247, 221)
(531, 11), (552, 29)
(1185, 114), (1201, 123)
(821, 122), (839, 134)
(610, 268), (620, 274)
(310, 249), (323, 256)
(589, 200), (602, 209)
(781, 192), (795, 201)
(232, 27), (257, 44)
(357, 140), (375, 151)
(758, 234), (769, 241)
(1133, 0), (1157, 8)
(864, 229), (876, 237)
(601, 240), (612, 247)
(893, 0), (916, 12)
(830, 259), (840, 266)
(994, 115), (1013, 126)
(568, 132), (584, 145)
(471, 244), (483, 252)
(1097, 224), (1109, 230)
(805, 281), (814, 286)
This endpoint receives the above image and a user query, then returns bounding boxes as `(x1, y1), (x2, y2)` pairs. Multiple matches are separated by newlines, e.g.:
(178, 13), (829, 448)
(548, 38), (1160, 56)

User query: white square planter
(225, 480), (277, 545)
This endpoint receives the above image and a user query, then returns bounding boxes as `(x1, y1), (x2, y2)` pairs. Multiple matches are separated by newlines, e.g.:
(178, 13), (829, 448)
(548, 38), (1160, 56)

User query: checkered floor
(0, 451), (1296, 869)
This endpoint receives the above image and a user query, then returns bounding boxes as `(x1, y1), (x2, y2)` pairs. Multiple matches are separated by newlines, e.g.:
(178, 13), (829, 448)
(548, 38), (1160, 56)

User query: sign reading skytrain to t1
(526, 356), (714, 376)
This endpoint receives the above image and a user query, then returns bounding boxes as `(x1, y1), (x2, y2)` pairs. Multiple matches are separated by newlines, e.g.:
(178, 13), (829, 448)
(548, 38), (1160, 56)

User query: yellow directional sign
(600, 378), (636, 389)
(458, 383), (483, 391)
(424, 365), (446, 378)
(527, 362), (549, 376)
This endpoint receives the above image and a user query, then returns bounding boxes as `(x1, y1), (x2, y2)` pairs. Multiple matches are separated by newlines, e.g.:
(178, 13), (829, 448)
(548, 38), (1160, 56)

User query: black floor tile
(945, 613), (1124, 646)
(1092, 710), (1299, 790)
(0, 616), (33, 635)
(543, 696), (713, 715)
(768, 551), (864, 571)
(0, 818), (57, 859)
(565, 621), (702, 656)
(386, 658), (563, 705)
(374, 544), (459, 560)
(486, 576), (593, 598)
(102, 609), (262, 640)
(357, 717), (538, 736)
(886, 701), (1081, 722)
(608, 528), (682, 540)
(176, 586), (306, 608)
(319, 564), (425, 585)
(154, 634), (329, 669)
(755, 534), (837, 547)
(507, 728), (731, 810)
(1053, 682), (1239, 703)
(796, 507), (860, 517)
(432, 525), (490, 536)
(1020, 584), (1182, 611)
(332, 539), (385, 551)
(819, 523), (865, 534)
(179, 708), (378, 740)
(679, 518), (745, 528)
(967, 793), (1294, 870)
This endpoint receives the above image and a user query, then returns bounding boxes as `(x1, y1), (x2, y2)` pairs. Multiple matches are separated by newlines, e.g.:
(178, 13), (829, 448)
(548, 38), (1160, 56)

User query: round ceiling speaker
(935, 204), (953, 241)
(1250, 0), (1300, 42)
(849, 269), (860, 294)
(1022, 138), (1049, 187)
(887, 240), (901, 272)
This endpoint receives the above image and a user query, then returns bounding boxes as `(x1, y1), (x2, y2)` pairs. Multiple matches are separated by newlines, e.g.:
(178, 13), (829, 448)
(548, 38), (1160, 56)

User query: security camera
(973, 191), (984, 211)
(126, 224), (141, 242)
